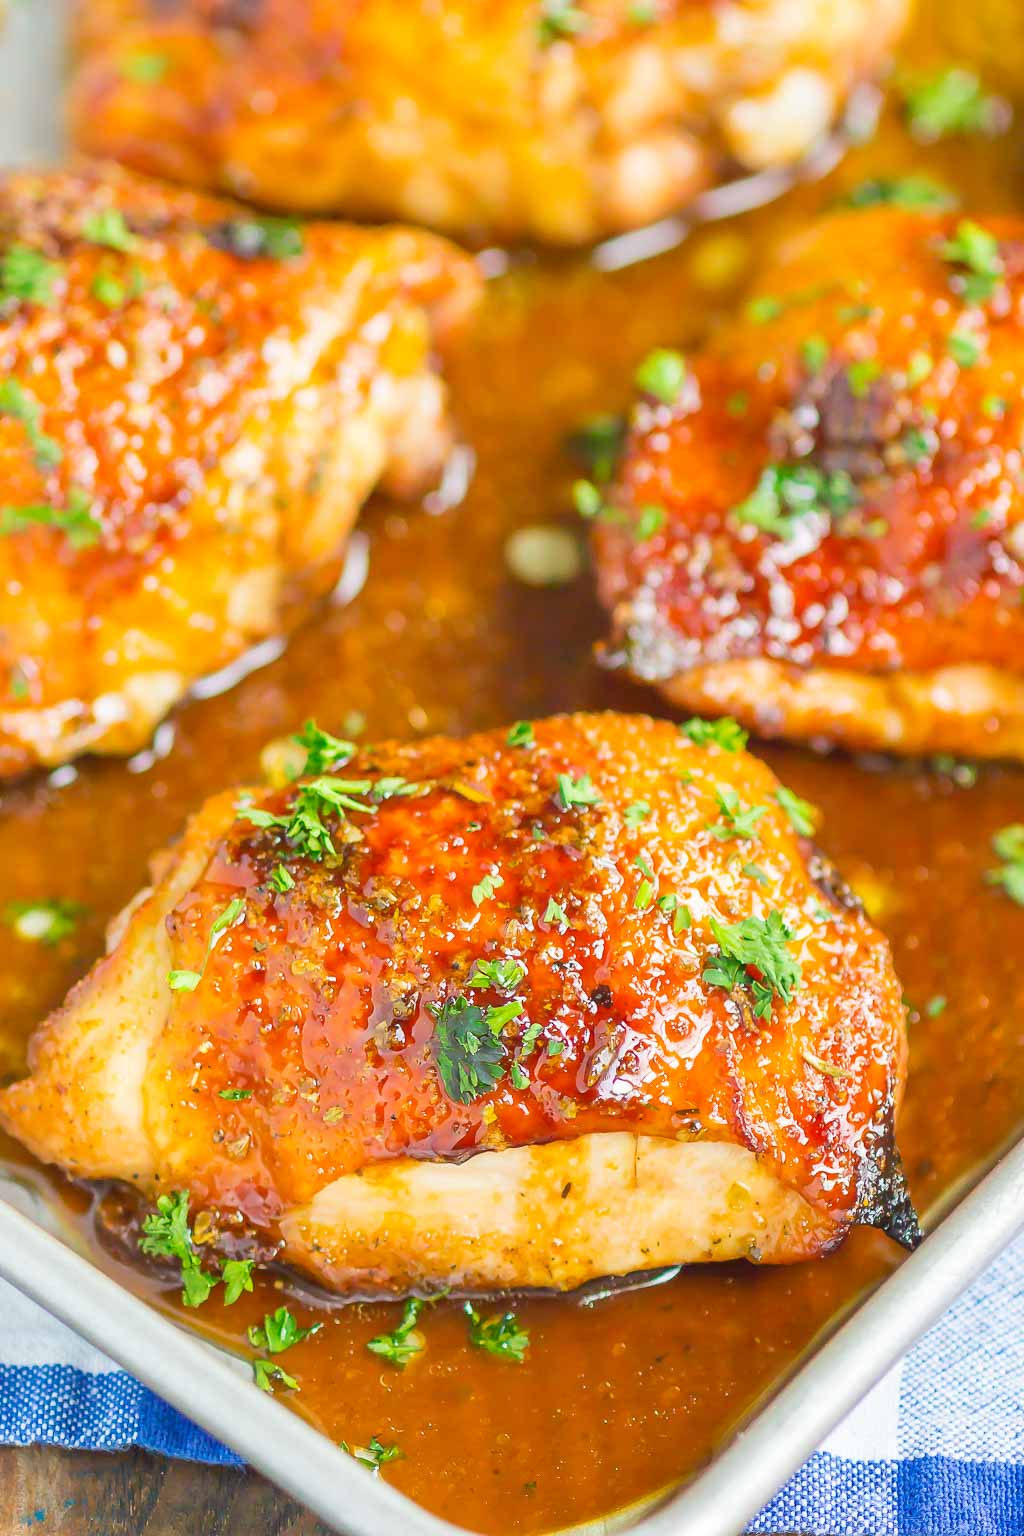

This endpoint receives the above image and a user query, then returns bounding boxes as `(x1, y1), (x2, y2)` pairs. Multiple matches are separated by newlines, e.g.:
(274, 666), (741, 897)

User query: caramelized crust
(595, 209), (1024, 757)
(0, 714), (915, 1293)
(69, 0), (907, 245)
(0, 164), (478, 777)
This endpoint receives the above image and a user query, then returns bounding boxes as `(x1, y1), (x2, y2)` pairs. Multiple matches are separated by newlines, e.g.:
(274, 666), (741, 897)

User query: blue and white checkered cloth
(3, 1232), (1024, 1533)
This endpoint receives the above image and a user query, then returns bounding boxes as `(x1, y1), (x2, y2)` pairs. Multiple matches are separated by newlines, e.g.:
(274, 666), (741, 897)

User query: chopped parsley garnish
(746, 295), (783, 324)
(775, 785), (817, 836)
(731, 463), (859, 541)
(294, 718), (357, 773)
(634, 852), (655, 910)
(634, 504), (666, 541)
(342, 1436), (404, 1472)
(0, 380), (61, 470)
(702, 912), (801, 1018)
(925, 995), (948, 1018)
(538, 0), (589, 43)
(988, 825), (1024, 905)
(982, 394), (1007, 420)
(429, 994), (519, 1103)
(948, 331), (981, 368)
(4, 898), (84, 946)
(906, 350), (934, 387)
(90, 271), (126, 308)
(472, 871), (504, 906)
(468, 957), (526, 992)
(222, 1259), (254, 1305)
(0, 487), (101, 549)
(507, 720), (536, 749)
(120, 50), (170, 83)
(623, 800), (651, 826)
(846, 360), (881, 399)
(634, 348), (687, 405)
(707, 789), (765, 842)
(565, 414), (626, 484)
(682, 716), (748, 752)
(464, 1302), (530, 1362)
(367, 1298), (426, 1369)
(168, 896), (246, 993)
(800, 335), (829, 375)
(206, 217), (305, 261)
(269, 863), (295, 893)
(139, 1191), (218, 1309)
(1, 244), (61, 306)
(218, 1087), (253, 1101)
(900, 427), (936, 465)
(658, 893), (691, 934)
(901, 67), (1005, 141)
(544, 897), (569, 930)
(940, 220), (1004, 305)
(252, 1360), (299, 1394)
(82, 209), (137, 253)
(555, 772), (601, 811)
(248, 1306), (321, 1355)
(239, 776), (376, 860)
(842, 176), (957, 211)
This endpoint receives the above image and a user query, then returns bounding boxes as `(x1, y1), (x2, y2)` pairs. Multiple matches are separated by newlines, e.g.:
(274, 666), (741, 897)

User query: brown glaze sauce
(2, 9), (1024, 1532)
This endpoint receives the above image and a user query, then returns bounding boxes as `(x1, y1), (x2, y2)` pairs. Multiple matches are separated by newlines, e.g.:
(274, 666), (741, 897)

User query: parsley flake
(988, 825), (1024, 905)
(139, 1191), (217, 1309)
(4, 898), (84, 946)
(206, 217), (305, 261)
(555, 772), (601, 811)
(940, 220), (1004, 305)
(543, 897), (569, 930)
(0, 380), (61, 470)
(468, 957), (526, 992)
(901, 68), (1006, 141)
(635, 348), (687, 405)
(472, 871), (504, 906)
(82, 209), (137, 253)
(168, 896), (246, 994)
(253, 1360), (299, 1394)
(367, 1298), (426, 1369)
(342, 1436), (404, 1472)
(464, 1302), (529, 1362)
(248, 1306), (321, 1355)
(429, 995), (517, 1103)
(565, 414), (626, 484)
(775, 785), (817, 836)
(842, 176), (957, 211)
(0, 487), (101, 549)
(731, 463), (859, 540)
(538, 0), (589, 44)
(1, 244), (61, 306)
(707, 789), (766, 842)
(702, 912), (801, 1018)
(507, 720), (536, 749)
(682, 717), (748, 752)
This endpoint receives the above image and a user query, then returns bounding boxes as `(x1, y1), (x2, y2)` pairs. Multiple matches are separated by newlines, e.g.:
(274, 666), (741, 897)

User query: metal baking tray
(4, 5), (1024, 1534)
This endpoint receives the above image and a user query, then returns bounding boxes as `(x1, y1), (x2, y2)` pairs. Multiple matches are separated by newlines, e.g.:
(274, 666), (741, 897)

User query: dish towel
(2, 1235), (1024, 1536)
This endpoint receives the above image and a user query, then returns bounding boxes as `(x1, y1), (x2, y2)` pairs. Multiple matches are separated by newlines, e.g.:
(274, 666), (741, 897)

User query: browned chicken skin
(0, 163), (478, 779)
(594, 208), (1024, 759)
(0, 713), (917, 1297)
(70, 0), (908, 245)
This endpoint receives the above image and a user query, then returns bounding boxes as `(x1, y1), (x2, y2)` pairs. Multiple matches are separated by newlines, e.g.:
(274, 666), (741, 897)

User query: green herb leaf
(841, 176), (957, 211)
(472, 871), (504, 906)
(555, 772), (601, 811)
(702, 911), (801, 1018)
(635, 348), (687, 405)
(341, 1435), (404, 1471)
(82, 209), (137, 253)
(1, 244), (62, 306)
(775, 785), (817, 836)
(207, 217), (305, 261)
(468, 957), (527, 992)
(543, 897), (569, 930)
(120, 50), (170, 83)
(221, 1258), (255, 1305)
(988, 824), (1024, 905)
(367, 1298), (426, 1369)
(565, 414), (626, 484)
(0, 379), (61, 470)
(248, 1305), (321, 1355)
(507, 720), (536, 749)
(901, 67), (1005, 141)
(940, 219), (1004, 304)
(706, 788), (766, 842)
(538, 0), (589, 44)
(139, 1191), (217, 1309)
(681, 716), (748, 752)
(429, 995), (514, 1103)
(4, 898), (84, 946)
(0, 487), (102, 549)
(464, 1302), (530, 1362)
(731, 463), (859, 540)
(294, 719), (357, 774)
(252, 1359), (299, 1393)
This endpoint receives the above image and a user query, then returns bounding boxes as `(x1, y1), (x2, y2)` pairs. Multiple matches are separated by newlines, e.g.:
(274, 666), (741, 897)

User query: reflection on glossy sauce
(2, 13), (1024, 1534)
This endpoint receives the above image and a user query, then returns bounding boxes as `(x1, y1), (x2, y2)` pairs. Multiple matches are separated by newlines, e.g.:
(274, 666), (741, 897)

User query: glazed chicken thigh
(0, 164), (477, 778)
(594, 208), (1024, 758)
(0, 714), (917, 1297)
(69, 0), (908, 245)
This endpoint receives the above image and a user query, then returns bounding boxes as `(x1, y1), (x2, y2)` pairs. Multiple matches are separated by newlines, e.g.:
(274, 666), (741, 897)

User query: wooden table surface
(0, 1448), (331, 1536)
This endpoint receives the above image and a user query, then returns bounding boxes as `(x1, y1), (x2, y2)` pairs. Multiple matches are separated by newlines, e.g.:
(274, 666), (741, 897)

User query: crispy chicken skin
(0, 713), (916, 1297)
(595, 209), (1024, 759)
(0, 164), (477, 779)
(69, 0), (908, 246)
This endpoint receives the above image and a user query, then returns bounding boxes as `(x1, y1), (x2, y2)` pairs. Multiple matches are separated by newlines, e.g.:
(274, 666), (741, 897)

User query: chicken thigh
(0, 713), (917, 1297)
(0, 164), (477, 778)
(594, 208), (1024, 759)
(69, 0), (908, 245)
